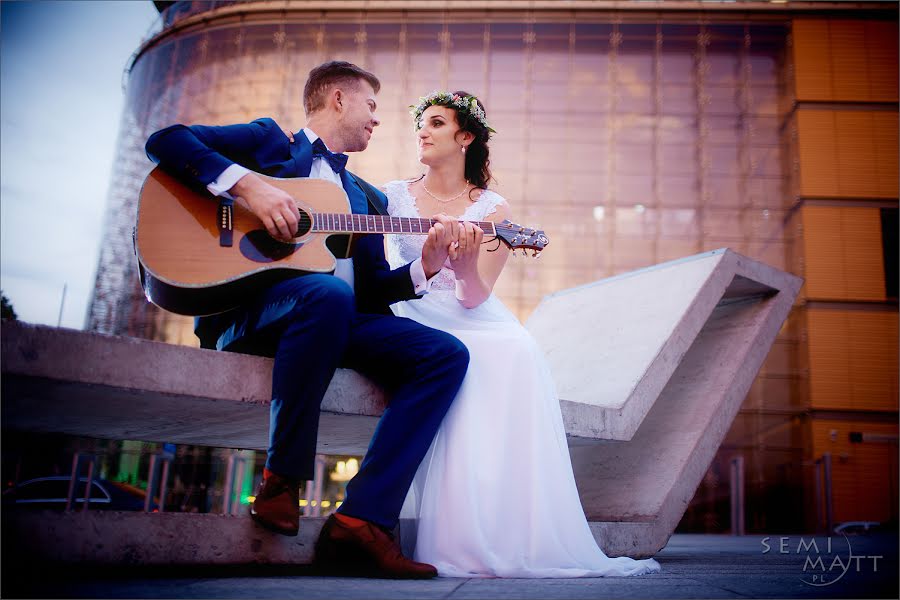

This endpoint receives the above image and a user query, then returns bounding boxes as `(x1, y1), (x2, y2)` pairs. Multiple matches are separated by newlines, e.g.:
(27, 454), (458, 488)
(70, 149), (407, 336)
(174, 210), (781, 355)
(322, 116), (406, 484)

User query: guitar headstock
(494, 220), (549, 257)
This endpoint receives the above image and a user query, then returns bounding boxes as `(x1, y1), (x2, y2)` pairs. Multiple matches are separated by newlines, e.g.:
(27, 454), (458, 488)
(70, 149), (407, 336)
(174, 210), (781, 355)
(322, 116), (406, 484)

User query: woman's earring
(461, 145), (467, 154)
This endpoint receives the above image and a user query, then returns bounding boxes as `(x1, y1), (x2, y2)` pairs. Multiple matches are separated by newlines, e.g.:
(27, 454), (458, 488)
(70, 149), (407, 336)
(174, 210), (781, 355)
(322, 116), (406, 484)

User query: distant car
(1, 476), (157, 511)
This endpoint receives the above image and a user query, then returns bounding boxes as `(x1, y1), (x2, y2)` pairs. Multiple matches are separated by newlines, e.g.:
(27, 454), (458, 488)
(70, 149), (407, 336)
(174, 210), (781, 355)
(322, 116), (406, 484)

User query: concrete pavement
(3, 532), (896, 599)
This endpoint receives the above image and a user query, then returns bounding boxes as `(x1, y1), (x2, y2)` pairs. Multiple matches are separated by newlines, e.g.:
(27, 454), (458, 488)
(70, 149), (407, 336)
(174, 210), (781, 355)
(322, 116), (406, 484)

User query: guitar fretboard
(309, 213), (498, 236)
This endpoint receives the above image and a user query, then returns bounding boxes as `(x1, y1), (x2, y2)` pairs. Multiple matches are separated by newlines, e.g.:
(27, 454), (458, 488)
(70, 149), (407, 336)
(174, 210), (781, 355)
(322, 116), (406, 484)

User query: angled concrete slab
(526, 249), (802, 558)
(526, 249), (782, 441)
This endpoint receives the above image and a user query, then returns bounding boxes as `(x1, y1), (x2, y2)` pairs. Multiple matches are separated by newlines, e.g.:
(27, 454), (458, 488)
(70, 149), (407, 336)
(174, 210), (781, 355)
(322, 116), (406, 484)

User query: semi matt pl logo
(761, 536), (883, 587)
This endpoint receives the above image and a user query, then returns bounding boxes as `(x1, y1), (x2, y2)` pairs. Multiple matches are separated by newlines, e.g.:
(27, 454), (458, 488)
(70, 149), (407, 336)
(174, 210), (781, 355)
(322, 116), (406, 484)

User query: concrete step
(0, 510), (652, 565)
(2, 510), (322, 565)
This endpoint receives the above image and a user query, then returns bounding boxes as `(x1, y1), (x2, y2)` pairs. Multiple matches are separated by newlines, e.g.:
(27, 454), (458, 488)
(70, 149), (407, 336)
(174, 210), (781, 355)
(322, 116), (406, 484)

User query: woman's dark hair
(449, 90), (492, 192)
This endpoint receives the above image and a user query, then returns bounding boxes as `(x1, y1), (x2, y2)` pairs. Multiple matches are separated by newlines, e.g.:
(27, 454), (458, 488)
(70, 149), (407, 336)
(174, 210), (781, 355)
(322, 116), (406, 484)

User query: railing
(65, 453), (97, 512)
(813, 452), (834, 534)
(730, 455), (746, 536)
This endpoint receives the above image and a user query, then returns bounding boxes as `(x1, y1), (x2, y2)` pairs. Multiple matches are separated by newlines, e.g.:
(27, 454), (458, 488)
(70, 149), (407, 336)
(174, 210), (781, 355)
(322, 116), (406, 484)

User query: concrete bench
(1, 248), (801, 563)
(1, 319), (384, 455)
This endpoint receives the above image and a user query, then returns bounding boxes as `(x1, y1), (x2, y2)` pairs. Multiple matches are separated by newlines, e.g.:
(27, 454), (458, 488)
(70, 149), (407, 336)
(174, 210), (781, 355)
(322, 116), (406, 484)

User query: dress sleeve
(472, 190), (509, 221)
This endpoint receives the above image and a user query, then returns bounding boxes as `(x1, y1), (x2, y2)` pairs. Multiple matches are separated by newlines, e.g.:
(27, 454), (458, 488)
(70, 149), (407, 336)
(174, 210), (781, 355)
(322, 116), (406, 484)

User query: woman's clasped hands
(447, 221), (483, 280)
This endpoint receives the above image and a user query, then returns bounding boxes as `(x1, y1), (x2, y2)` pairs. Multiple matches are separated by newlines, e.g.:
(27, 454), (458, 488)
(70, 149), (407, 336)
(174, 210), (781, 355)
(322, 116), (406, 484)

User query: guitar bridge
(217, 199), (233, 247)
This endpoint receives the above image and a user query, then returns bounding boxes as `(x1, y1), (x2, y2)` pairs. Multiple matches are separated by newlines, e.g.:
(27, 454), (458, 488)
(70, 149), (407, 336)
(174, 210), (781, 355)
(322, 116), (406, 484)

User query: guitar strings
(302, 213), (544, 252)
(310, 214), (498, 235)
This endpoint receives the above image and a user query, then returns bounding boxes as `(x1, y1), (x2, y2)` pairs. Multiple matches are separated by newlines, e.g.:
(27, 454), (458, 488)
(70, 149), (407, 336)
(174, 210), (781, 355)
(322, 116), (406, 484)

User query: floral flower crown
(409, 91), (496, 135)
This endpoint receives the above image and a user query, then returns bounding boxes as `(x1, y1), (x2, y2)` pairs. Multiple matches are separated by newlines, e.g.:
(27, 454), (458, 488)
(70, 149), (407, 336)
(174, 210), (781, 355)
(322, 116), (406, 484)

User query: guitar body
(135, 168), (352, 316)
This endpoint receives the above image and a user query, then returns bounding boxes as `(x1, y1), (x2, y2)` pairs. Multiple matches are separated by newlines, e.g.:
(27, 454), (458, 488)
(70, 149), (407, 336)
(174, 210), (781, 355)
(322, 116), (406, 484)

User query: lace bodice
(383, 180), (507, 292)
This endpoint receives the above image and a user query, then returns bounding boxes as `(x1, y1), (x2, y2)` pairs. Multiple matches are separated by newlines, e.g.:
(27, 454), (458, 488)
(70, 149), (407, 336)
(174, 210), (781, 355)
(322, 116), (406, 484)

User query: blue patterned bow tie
(311, 137), (349, 174)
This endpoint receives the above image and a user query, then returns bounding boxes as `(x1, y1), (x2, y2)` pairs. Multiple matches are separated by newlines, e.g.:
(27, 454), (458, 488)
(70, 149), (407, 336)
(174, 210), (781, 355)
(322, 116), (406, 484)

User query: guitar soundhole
(296, 209), (313, 237)
(240, 230), (303, 263)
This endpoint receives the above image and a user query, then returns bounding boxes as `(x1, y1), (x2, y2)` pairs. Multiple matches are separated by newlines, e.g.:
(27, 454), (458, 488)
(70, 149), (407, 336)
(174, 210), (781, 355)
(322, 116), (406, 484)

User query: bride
(383, 91), (662, 578)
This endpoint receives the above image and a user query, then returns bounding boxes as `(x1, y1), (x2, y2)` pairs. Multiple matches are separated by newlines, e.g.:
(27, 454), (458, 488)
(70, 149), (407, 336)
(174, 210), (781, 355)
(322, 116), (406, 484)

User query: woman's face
(416, 105), (467, 165)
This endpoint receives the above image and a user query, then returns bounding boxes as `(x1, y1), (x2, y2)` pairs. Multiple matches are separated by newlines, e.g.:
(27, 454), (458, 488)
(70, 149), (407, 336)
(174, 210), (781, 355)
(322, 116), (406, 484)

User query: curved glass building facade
(90, 1), (794, 340)
(87, 1), (897, 532)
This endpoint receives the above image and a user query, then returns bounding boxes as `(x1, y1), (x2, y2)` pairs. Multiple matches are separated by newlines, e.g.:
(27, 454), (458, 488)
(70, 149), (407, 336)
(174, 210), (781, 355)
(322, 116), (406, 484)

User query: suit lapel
(341, 171), (374, 215)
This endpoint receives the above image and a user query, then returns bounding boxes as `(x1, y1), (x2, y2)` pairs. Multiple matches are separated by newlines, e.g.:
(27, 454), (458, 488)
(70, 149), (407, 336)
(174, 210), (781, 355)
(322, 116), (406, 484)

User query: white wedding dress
(384, 180), (661, 578)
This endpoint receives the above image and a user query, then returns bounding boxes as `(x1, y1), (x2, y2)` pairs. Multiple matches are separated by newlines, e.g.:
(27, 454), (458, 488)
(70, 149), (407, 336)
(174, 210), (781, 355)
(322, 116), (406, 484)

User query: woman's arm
(449, 199), (511, 309)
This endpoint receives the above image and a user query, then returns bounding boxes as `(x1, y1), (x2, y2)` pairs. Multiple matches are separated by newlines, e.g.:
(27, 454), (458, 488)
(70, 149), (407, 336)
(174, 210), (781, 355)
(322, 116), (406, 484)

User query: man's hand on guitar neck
(230, 172), (299, 243)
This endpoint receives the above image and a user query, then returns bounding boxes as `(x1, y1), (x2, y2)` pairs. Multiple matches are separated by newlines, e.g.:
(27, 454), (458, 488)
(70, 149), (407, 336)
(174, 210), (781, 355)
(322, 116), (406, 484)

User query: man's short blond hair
(303, 61), (381, 115)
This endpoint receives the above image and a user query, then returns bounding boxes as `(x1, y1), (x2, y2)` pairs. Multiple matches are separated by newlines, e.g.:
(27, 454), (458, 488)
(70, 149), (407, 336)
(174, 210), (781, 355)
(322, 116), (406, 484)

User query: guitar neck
(309, 213), (497, 236)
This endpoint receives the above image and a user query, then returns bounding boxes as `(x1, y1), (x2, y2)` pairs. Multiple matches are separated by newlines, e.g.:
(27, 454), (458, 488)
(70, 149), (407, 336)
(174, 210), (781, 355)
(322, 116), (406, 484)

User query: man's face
(339, 80), (380, 152)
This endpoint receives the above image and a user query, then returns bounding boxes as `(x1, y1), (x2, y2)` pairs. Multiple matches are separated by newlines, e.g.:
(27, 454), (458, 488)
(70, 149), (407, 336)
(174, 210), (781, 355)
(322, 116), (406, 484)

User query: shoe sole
(314, 535), (436, 579)
(312, 561), (436, 580)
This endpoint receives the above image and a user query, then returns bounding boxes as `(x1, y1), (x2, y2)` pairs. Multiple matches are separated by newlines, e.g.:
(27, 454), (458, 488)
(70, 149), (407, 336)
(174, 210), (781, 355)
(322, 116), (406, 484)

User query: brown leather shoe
(314, 514), (438, 579)
(250, 472), (299, 536)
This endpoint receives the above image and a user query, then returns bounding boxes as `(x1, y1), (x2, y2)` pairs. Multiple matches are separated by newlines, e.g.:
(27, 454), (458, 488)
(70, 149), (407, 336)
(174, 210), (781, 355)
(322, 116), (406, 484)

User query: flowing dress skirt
(394, 291), (662, 578)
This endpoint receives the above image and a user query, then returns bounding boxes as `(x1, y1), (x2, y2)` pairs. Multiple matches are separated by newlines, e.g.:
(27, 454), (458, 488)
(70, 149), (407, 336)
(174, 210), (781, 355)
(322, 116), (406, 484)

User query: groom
(144, 61), (468, 578)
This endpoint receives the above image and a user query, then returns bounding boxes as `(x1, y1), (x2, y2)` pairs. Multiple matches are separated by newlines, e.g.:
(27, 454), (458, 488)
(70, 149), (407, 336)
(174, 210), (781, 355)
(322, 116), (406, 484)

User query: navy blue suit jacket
(145, 118), (419, 350)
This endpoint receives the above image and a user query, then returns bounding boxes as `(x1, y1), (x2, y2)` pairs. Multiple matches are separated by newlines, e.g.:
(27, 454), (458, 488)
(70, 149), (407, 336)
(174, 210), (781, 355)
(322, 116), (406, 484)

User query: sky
(1, 0), (160, 329)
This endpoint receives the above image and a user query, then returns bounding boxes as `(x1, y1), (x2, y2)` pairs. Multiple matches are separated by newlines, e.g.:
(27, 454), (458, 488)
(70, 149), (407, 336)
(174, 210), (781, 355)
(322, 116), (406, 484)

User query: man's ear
(333, 88), (344, 111)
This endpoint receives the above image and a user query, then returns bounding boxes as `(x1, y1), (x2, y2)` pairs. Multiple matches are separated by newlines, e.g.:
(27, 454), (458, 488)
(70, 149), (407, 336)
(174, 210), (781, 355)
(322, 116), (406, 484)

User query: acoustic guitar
(135, 167), (549, 316)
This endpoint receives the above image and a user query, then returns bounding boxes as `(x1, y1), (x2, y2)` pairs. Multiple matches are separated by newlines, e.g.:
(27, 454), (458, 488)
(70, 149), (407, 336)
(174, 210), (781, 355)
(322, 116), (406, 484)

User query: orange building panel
(807, 307), (899, 412)
(865, 20), (900, 102)
(797, 111), (839, 197)
(802, 205), (887, 301)
(830, 21), (871, 101)
(810, 419), (899, 524)
(873, 112), (900, 195)
(801, 205), (846, 299)
(792, 20), (833, 101)
(834, 111), (881, 198)
(793, 18), (899, 103)
(797, 109), (899, 199)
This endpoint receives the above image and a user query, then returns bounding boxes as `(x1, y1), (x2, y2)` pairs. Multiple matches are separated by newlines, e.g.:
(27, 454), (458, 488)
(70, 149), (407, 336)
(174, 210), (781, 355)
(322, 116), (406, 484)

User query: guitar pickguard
(240, 230), (305, 263)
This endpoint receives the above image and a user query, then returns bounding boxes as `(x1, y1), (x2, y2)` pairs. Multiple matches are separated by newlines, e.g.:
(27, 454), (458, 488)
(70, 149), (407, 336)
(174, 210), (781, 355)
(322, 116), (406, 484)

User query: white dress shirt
(206, 128), (433, 295)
